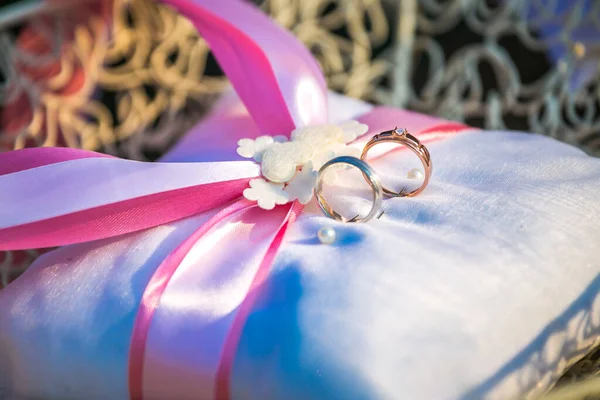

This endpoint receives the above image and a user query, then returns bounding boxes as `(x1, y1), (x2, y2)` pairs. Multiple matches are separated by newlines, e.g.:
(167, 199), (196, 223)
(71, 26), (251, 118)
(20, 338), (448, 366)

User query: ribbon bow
(0, 1), (468, 399)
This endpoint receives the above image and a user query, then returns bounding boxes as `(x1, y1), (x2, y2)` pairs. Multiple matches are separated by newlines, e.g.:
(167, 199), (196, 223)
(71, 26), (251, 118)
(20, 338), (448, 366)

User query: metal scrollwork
(379, 0), (600, 154)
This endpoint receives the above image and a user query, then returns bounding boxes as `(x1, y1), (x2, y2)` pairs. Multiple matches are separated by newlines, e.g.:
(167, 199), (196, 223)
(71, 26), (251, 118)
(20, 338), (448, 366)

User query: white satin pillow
(1, 92), (599, 400)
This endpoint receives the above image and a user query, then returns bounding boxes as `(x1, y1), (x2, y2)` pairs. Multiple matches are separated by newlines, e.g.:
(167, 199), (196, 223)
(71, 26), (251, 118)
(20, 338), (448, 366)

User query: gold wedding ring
(360, 127), (432, 197)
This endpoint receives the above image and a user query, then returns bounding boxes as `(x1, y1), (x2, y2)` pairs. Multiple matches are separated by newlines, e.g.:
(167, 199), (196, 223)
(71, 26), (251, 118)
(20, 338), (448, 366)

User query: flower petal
(261, 143), (301, 183)
(284, 163), (317, 205)
(252, 136), (276, 162)
(237, 138), (256, 158)
(275, 191), (290, 205)
(257, 197), (276, 210)
(340, 120), (369, 143)
(290, 141), (314, 164)
(292, 124), (344, 149)
(243, 187), (260, 201)
(255, 136), (275, 148)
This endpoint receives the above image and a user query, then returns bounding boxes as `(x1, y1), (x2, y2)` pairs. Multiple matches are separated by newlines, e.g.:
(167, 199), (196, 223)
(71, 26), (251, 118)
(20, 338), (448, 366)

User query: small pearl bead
(406, 168), (424, 180)
(317, 226), (336, 245)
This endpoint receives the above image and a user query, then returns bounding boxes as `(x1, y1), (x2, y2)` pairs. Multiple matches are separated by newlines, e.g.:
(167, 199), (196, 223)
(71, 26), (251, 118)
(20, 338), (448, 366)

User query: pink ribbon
(214, 201), (303, 400)
(1, 0), (473, 399)
(129, 198), (259, 400)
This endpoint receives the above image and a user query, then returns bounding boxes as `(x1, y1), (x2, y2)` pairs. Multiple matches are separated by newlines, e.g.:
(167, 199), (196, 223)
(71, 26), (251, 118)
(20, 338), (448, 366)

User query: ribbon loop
(164, 0), (328, 134)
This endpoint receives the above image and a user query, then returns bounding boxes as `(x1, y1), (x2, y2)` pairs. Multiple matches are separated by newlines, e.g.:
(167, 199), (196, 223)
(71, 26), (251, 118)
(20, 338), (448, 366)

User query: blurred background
(1, 0), (598, 162)
(0, 0), (599, 397)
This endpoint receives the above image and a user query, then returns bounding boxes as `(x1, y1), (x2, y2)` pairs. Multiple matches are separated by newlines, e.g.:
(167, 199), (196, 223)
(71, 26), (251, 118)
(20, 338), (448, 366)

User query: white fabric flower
(284, 162), (317, 205)
(311, 148), (338, 171)
(238, 121), (370, 209)
(339, 120), (369, 143)
(237, 135), (287, 162)
(261, 141), (313, 183)
(291, 124), (345, 149)
(243, 178), (289, 210)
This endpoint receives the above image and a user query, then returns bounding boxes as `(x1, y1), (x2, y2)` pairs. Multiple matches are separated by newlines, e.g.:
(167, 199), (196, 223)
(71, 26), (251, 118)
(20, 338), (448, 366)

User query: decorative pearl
(406, 168), (424, 180)
(317, 226), (337, 245)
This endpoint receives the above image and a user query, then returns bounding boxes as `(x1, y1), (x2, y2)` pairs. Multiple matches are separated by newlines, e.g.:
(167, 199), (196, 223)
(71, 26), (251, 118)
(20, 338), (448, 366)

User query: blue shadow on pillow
(230, 263), (377, 399)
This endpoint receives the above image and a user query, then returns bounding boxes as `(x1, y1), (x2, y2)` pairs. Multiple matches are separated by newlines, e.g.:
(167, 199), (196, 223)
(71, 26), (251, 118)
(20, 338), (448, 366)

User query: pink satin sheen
(0, 156), (260, 249)
(130, 198), (257, 400)
(136, 202), (299, 400)
(0, 178), (253, 250)
(0, 158), (260, 228)
(162, 0), (328, 135)
(0, 147), (112, 176)
(215, 202), (302, 400)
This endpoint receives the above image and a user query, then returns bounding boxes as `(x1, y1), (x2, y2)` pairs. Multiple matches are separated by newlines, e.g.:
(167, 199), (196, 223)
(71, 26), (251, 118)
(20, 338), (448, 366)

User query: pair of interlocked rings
(315, 128), (432, 223)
